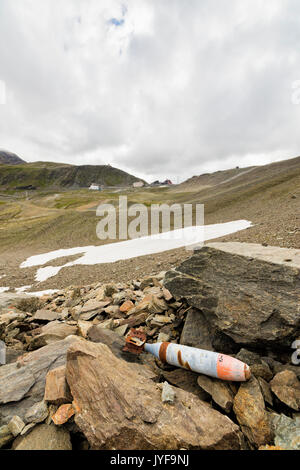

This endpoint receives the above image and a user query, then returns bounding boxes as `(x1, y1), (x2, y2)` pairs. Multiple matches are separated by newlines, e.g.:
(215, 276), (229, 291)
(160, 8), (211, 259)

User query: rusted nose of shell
(244, 364), (251, 381)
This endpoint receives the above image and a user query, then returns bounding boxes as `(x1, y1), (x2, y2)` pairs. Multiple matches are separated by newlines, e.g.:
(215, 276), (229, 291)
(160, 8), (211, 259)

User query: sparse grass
(0, 161), (142, 190)
(0, 157), (299, 256)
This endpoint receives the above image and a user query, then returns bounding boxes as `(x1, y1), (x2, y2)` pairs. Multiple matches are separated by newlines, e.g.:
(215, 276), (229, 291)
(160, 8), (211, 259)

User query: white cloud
(0, 0), (300, 182)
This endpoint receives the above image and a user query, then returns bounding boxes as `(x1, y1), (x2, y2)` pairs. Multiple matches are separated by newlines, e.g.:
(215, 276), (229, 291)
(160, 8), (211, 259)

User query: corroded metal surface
(145, 342), (250, 382)
(123, 329), (147, 355)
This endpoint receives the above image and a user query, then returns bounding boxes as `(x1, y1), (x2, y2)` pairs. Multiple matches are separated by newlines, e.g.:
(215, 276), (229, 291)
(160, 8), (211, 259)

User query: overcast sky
(0, 0), (300, 183)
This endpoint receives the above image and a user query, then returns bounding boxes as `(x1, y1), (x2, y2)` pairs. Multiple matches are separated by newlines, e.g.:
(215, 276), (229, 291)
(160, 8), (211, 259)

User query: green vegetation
(0, 162), (143, 190)
(0, 156), (299, 255)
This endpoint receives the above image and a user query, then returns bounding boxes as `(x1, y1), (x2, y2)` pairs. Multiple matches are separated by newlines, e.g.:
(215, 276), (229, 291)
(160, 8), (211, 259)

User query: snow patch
(20, 220), (253, 282)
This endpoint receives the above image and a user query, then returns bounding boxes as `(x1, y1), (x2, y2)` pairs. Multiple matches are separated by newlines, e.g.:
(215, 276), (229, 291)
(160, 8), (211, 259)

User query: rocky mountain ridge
(0, 150), (26, 165)
(0, 157), (143, 189)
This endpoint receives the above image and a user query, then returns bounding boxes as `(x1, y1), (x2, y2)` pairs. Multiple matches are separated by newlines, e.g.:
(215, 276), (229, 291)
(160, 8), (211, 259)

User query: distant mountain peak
(0, 150), (26, 165)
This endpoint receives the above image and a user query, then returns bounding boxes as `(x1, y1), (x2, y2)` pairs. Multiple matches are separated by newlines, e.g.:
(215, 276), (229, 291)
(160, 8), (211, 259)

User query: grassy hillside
(0, 155), (299, 291)
(0, 161), (143, 189)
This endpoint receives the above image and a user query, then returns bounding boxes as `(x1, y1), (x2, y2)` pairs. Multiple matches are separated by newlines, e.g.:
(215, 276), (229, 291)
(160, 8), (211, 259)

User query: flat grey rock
(165, 245), (300, 352)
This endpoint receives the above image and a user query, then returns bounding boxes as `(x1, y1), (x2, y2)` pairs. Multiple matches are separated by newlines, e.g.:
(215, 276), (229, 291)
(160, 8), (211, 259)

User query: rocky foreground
(0, 244), (299, 450)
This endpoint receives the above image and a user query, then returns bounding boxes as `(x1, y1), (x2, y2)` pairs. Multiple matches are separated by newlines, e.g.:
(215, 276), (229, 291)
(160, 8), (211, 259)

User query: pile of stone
(0, 244), (299, 450)
(0, 271), (187, 356)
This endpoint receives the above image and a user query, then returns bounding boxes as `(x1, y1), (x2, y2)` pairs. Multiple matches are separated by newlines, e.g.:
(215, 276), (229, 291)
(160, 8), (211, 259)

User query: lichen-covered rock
(270, 371), (300, 411)
(233, 376), (273, 448)
(24, 401), (48, 424)
(270, 414), (300, 450)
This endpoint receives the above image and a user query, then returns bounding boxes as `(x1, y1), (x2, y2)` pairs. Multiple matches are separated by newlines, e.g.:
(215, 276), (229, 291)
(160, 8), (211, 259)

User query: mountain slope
(0, 150), (26, 165)
(177, 156), (300, 202)
(171, 155), (300, 249)
(178, 156), (300, 192)
(0, 161), (143, 189)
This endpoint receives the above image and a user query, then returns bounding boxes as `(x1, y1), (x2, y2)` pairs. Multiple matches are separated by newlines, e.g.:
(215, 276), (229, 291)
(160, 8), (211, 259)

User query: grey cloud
(0, 0), (300, 182)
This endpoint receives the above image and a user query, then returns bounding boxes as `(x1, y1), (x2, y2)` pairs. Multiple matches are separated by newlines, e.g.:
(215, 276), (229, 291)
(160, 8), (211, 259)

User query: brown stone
(250, 362), (273, 382)
(8, 416), (25, 436)
(117, 312), (148, 329)
(87, 327), (158, 375)
(77, 320), (93, 338)
(104, 305), (122, 317)
(33, 310), (59, 322)
(128, 294), (168, 317)
(120, 300), (134, 313)
(162, 288), (173, 302)
(150, 315), (172, 327)
(270, 371), (300, 411)
(0, 425), (13, 448)
(44, 365), (72, 405)
(80, 299), (108, 314)
(161, 369), (210, 401)
(12, 423), (72, 450)
(233, 376), (273, 448)
(52, 404), (75, 425)
(66, 339), (242, 450)
(28, 321), (77, 350)
(197, 375), (234, 413)
(258, 378), (273, 407)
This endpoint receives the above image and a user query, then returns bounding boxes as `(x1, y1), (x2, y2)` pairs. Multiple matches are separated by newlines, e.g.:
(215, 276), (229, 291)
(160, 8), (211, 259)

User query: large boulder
(164, 244), (300, 352)
(66, 339), (243, 450)
(0, 336), (80, 425)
